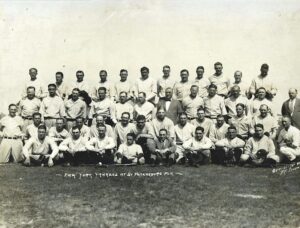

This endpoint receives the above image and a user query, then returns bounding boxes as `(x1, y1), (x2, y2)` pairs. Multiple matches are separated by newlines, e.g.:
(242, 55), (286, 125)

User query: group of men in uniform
(0, 62), (299, 167)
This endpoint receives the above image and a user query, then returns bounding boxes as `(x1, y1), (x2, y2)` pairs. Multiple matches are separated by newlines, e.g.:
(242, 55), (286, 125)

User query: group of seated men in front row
(0, 63), (299, 167)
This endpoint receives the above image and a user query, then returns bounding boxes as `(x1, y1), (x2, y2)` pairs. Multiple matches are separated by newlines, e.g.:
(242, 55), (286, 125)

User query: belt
(44, 117), (58, 120)
(3, 136), (21, 139)
(22, 116), (33, 120)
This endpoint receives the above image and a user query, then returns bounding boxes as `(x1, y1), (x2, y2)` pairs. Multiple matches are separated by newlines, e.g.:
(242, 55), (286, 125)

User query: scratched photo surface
(0, 0), (300, 227)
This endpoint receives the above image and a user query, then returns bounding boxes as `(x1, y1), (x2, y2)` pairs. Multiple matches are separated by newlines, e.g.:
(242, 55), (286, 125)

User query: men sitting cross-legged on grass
(114, 133), (145, 165)
(86, 125), (116, 166)
(213, 126), (245, 166)
(23, 125), (59, 167)
(240, 124), (279, 167)
(277, 116), (300, 163)
(59, 126), (88, 166)
(149, 129), (177, 167)
(182, 126), (213, 167)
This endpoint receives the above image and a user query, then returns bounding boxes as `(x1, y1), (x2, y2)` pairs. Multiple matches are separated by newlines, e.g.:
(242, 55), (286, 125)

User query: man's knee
(240, 154), (249, 162)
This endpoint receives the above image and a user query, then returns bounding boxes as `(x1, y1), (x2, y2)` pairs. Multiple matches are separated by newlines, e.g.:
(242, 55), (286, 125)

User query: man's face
(56, 120), (64, 131)
(208, 87), (216, 97)
(216, 117), (225, 127)
(196, 68), (204, 78)
(260, 67), (268, 76)
(29, 69), (37, 79)
(195, 129), (204, 141)
(228, 129), (237, 140)
(289, 89), (297, 100)
(96, 116), (105, 126)
(33, 115), (41, 126)
(120, 71), (128, 81)
(179, 115), (187, 126)
(137, 119), (145, 129)
(141, 69), (149, 79)
(138, 94), (146, 103)
(98, 127), (106, 138)
(159, 130), (167, 141)
(98, 89), (106, 100)
(197, 110), (205, 120)
(163, 67), (170, 77)
(119, 93), (127, 103)
(282, 117), (291, 129)
(27, 88), (36, 99)
(231, 87), (240, 98)
(76, 72), (84, 82)
(180, 71), (189, 82)
(56, 74), (63, 83)
(72, 90), (79, 100)
(127, 135), (134, 145)
(121, 114), (130, 125)
(156, 109), (165, 120)
(255, 127), (264, 138)
(259, 106), (268, 118)
(165, 89), (173, 99)
(76, 119), (84, 128)
(214, 64), (223, 75)
(38, 128), (46, 140)
(190, 86), (198, 97)
(48, 86), (56, 96)
(236, 106), (244, 116)
(8, 105), (17, 117)
(72, 129), (81, 140)
(257, 89), (266, 99)
(234, 72), (242, 83)
(99, 72), (107, 82)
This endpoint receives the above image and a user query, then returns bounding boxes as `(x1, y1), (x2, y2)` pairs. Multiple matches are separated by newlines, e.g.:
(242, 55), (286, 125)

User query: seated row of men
(1, 100), (299, 167)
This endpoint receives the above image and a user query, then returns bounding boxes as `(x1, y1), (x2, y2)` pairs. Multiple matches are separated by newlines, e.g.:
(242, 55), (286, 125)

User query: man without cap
(250, 87), (274, 116)
(191, 107), (214, 136)
(225, 85), (249, 118)
(0, 104), (24, 163)
(89, 87), (115, 126)
(193, 66), (210, 98)
(91, 70), (113, 101)
(157, 65), (175, 99)
(25, 112), (43, 140)
(112, 69), (133, 102)
(112, 91), (134, 124)
(19, 86), (41, 131)
(183, 126), (213, 167)
(173, 69), (192, 101)
(133, 92), (155, 122)
(54, 72), (68, 100)
(40, 84), (66, 129)
(90, 115), (114, 139)
(249, 64), (277, 100)
(71, 117), (90, 140)
(59, 126), (89, 166)
(48, 118), (70, 146)
(182, 85), (204, 121)
(277, 116), (300, 163)
(133, 67), (157, 104)
(203, 84), (227, 121)
(281, 88), (300, 130)
(250, 104), (277, 139)
(65, 88), (87, 131)
(86, 125), (116, 165)
(209, 62), (230, 97)
(174, 112), (194, 164)
(240, 124), (279, 167)
(22, 68), (46, 99)
(23, 125), (59, 167)
(213, 126), (245, 166)
(229, 71), (249, 97)
(69, 70), (90, 94)
(209, 115), (229, 144)
(115, 133), (145, 165)
(150, 107), (175, 140)
(149, 129), (177, 167)
(157, 87), (183, 124)
(114, 112), (135, 147)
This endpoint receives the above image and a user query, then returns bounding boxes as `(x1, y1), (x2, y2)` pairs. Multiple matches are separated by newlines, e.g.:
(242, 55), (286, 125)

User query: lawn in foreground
(0, 164), (299, 227)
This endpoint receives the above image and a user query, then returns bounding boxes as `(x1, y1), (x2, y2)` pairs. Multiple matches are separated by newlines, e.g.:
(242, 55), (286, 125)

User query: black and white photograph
(0, 0), (300, 227)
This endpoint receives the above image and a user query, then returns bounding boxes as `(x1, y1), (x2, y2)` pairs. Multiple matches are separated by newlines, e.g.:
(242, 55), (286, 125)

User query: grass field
(0, 164), (299, 228)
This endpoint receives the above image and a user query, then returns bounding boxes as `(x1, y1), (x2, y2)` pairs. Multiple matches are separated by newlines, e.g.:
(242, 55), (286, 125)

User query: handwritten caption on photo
(272, 162), (300, 176)
(57, 171), (183, 179)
